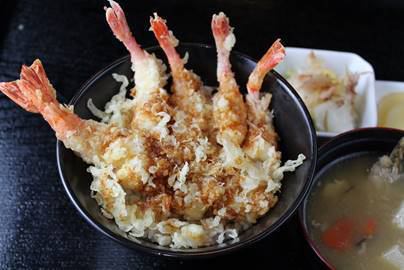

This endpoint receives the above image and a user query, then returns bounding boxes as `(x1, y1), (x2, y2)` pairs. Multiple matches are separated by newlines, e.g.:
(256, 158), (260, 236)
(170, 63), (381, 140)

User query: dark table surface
(1, 0), (404, 269)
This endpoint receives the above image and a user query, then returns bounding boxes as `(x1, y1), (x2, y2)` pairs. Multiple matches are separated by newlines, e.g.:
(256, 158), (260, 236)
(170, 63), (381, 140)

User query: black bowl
(57, 43), (317, 258)
(299, 128), (404, 269)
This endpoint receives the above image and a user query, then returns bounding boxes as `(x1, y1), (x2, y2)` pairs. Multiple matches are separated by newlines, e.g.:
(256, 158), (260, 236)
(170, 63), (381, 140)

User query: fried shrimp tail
(0, 81), (39, 113)
(150, 13), (202, 93)
(0, 60), (83, 140)
(211, 12), (235, 83)
(0, 60), (127, 164)
(105, 0), (147, 64)
(150, 14), (183, 76)
(243, 40), (285, 154)
(105, 0), (167, 94)
(150, 13), (212, 134)
(211, 12), (247, 146)
(0, 60), (85, 141)
(246, 39), (285, 99)
(106, 1), (171, 138)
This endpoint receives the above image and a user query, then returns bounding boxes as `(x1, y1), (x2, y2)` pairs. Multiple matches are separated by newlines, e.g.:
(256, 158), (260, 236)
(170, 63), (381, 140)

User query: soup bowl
(299, 127), (404, 268)
(57, 43), (317, 258)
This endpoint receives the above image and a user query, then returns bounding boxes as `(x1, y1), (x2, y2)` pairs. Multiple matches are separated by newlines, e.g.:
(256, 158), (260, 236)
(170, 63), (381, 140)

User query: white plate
(275, 47), (377, 137)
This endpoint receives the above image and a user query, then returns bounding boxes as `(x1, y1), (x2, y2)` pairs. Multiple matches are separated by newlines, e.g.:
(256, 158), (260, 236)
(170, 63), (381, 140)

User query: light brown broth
(308, 154), (404, 270)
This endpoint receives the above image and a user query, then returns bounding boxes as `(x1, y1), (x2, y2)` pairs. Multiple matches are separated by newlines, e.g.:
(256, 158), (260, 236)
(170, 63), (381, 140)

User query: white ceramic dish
(275, 47), (377, 138)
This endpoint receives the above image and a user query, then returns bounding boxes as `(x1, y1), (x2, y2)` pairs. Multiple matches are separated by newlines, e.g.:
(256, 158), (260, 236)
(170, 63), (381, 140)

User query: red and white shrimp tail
(105, 0), (146, 63)
(211, 12), (235, 81)
(0, 59), (56, 114)
(0, 60), (82, 140)
(150, 13), (183, 74)
(247, 39), (285, 98)
(0, 81), (38, 113)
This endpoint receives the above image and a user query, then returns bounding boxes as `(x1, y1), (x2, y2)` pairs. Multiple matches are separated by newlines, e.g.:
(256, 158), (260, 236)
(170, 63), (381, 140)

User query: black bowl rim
(298, 127), (404, 269)
(57, 42), (317, 258)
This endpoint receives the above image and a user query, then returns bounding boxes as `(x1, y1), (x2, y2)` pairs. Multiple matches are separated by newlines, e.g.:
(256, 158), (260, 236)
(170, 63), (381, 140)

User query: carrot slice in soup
(322, 218), (354, 251)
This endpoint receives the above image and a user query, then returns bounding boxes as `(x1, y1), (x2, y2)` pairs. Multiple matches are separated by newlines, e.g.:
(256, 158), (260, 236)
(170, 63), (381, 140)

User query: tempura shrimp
(246, 39), (285, 99)
(243, 39), (285, 159)
(150, 14), (212, 133)
(0, 60), (156, 192)
(106, 1), (172, 139)
(211, 12), (247, 147)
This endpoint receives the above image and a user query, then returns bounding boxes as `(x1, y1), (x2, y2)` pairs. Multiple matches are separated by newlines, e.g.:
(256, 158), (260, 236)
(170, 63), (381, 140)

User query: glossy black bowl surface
(57, 43), (317, 258)
(299, 128), (404, 269)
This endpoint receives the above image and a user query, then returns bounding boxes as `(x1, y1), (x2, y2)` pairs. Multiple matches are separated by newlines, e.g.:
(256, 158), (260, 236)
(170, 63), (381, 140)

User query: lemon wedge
(378, 92), (404, 129)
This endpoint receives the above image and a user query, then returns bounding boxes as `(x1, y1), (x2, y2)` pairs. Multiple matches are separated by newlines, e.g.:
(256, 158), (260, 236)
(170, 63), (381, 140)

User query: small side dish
(0, 1), (304, 248)
(286, 52), (358, 133)
(277, 47), (377, 137)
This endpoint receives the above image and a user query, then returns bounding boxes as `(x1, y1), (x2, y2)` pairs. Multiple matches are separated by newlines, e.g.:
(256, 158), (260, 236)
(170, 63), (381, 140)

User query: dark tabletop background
(1, 0), (403, 269)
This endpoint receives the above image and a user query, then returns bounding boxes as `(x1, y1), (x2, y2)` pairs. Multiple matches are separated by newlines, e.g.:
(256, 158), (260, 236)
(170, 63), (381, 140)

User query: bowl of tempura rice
(56, 42), (316, 258)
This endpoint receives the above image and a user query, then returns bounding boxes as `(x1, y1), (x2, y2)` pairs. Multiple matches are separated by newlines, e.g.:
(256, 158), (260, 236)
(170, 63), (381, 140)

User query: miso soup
(308, 154), (404, 269)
